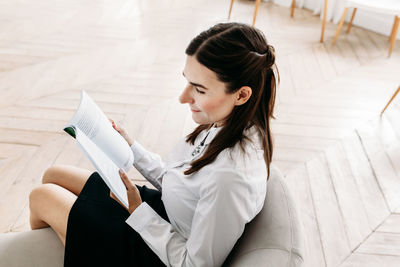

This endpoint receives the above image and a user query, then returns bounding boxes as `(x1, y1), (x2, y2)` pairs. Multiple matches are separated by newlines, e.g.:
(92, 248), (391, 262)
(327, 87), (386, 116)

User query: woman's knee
(29, 184), (76, 245)
(42, 165), (62, 184)
(29, 184), (55, 211)
(29, 183), (76, 221)
(41, 165), (91, 196)
(29, 185), (43, 210)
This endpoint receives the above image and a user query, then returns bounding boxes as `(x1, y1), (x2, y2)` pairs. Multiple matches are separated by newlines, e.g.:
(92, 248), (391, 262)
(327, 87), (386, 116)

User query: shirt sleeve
(131, 141), (166, 191)
(125, 169), (256, 267)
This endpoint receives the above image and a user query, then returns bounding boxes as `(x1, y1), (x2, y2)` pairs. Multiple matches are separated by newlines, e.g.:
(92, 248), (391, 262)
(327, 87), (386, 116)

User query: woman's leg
(29, 165), (92, 245)
(29, 183), (76, 245)
(41, 165), (92, 196)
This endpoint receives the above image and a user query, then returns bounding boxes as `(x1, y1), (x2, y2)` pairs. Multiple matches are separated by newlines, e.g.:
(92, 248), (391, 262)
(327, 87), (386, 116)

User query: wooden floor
(0, 0), (399, 266)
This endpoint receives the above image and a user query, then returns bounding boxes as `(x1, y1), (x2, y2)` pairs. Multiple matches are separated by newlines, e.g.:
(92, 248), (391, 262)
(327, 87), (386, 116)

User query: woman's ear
(234, 86), (252, 106)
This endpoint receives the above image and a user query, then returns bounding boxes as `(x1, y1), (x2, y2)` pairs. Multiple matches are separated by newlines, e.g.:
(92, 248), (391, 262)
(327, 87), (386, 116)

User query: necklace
(191, 130), (211, 157)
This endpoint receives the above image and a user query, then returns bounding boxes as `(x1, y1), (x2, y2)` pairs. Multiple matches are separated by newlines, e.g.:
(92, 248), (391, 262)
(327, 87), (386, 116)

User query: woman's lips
(191, 109), (201, 113)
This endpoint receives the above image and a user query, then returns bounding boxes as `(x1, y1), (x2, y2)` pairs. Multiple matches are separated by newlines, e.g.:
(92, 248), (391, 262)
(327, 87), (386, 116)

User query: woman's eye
(195, 87), (205, 94)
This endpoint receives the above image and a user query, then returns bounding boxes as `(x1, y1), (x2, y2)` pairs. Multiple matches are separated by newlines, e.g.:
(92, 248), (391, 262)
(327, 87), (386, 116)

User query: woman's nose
(179, 84), (193, 104)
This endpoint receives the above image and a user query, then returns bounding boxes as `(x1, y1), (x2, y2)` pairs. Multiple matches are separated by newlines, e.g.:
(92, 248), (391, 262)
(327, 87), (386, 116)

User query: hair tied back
(250, 51), (266, 57)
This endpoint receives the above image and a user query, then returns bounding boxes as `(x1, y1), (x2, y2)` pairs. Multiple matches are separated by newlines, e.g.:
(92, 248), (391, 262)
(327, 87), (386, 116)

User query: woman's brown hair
(184, 22), (278, 179)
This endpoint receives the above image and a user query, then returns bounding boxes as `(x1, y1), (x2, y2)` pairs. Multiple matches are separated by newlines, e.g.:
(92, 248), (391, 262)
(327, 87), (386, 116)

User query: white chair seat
(347, 0), (400, 15)
(333, 0), (400, 57)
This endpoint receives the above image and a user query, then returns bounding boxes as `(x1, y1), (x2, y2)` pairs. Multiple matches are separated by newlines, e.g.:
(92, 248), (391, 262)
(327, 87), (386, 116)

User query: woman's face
(179, 56), (238, 127)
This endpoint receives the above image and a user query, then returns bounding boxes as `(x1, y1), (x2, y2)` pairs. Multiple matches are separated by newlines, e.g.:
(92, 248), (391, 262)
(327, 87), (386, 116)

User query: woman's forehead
(183, 56), (221, 87)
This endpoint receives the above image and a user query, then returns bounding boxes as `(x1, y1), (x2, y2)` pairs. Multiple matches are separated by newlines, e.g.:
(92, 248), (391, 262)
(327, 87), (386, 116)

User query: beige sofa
(0, 165), (305, 266)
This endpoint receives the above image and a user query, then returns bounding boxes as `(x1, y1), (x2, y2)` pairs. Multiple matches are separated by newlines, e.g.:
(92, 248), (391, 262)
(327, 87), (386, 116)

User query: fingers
(108, 119), (133, 147)
(110, 190), (123, 206)
(109, 119), (124, 133)
(110, 190), (117, 201)
(117, 170), (142, 214)
(119, 169), (135, 190)
(108, 118), (120, 129)
(109, 118), (117, 130)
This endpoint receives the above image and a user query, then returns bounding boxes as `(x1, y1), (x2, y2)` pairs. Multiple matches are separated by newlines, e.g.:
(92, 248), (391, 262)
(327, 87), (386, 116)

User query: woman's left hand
(110, 169), (142, 214)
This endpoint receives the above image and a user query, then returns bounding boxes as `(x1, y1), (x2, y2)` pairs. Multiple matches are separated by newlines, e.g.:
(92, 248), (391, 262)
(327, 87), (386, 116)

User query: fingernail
(119, 169), (124, 175)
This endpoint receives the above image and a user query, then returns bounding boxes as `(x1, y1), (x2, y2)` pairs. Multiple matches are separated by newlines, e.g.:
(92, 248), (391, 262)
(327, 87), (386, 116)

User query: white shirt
(125, 125), (267, 267)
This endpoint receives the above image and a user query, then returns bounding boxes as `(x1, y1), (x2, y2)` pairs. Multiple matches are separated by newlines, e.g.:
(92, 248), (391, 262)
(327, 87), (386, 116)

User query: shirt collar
(203, 124), (259, 146)
(203, 124), (222, 146)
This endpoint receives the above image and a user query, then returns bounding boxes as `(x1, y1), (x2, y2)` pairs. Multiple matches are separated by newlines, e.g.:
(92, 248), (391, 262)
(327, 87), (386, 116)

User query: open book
(64, 90), (133, 209)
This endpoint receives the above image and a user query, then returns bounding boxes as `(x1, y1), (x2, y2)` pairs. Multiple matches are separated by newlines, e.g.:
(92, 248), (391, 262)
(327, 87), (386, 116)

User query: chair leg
(389, 15), (397, 42)
(388, 16), (399, 57)
(381, 85), (400, 115)
(291, 0), (296, 18)
(333, 8), (349, 45)
(228, 0), (234, 20)
(346, 8), (357, 33)
(320, 0), (328, 42)
(252, 0), (261, 26)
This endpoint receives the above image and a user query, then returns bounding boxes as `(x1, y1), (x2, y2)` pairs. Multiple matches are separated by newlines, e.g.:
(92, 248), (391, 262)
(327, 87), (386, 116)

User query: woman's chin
(191, 114), (207, 125)
(191, 116), (201, 124)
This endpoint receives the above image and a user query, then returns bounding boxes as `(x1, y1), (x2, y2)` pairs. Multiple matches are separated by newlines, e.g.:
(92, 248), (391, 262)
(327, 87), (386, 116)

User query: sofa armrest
(229, 248), (304, 267)
(0, 228), (64, 267)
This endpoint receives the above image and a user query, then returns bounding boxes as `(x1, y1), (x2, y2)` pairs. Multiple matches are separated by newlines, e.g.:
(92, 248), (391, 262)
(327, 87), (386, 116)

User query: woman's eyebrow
(182, 71), (209, 90)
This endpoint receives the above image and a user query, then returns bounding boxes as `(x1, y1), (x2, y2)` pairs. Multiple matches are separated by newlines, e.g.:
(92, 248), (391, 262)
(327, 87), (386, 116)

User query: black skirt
(64, 172), (169, 267)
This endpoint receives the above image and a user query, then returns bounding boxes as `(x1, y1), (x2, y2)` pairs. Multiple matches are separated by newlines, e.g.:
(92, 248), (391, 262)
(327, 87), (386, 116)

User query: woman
(29, 22), (278, 267)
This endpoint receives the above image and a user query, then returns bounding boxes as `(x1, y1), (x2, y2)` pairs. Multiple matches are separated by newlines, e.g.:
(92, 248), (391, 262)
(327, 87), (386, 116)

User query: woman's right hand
(109, 118), (134, 147)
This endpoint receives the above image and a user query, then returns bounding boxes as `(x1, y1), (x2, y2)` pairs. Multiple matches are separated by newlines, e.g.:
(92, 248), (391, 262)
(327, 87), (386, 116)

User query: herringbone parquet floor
(0, 0), (399, 266)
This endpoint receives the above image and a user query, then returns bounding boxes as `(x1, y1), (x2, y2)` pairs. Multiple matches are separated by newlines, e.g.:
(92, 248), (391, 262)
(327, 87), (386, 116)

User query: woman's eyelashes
(194, 86), (205, 94)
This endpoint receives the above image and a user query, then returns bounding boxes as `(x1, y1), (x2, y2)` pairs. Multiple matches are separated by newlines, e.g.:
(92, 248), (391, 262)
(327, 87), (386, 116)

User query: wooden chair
(228, 0), (261, 27)
(228, 0), (328, 42)
(381, 85), (400, 115)
(332, 0), (400, 57)
(292, 0), (329, 42)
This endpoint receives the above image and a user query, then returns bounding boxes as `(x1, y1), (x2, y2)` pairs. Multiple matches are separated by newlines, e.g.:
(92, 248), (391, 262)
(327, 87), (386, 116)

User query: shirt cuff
(125, 202), (155, 232)
(130, 141), (146, 164)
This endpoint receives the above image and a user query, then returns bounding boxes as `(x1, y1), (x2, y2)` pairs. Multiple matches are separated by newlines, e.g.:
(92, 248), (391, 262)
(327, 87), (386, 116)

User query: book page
(75, 128), (129, 208)
(66, 90), (133, 172)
